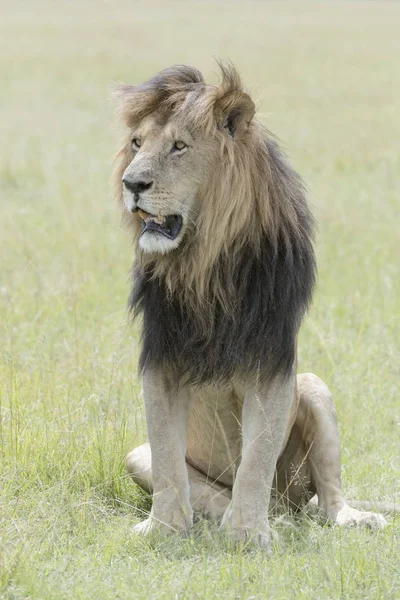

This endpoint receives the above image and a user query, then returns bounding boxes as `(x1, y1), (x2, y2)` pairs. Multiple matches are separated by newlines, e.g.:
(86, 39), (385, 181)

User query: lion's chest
(186, 386), (242, 488)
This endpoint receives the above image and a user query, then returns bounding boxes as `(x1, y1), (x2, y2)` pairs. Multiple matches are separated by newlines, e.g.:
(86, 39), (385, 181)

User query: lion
(113, 63), (388, 547)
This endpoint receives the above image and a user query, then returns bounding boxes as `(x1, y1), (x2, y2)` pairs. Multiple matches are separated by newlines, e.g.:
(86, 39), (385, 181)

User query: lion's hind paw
(335, 505), (388, 530)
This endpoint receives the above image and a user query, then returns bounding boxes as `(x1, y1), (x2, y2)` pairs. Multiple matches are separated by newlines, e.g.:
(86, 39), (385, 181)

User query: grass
(1, 1), (399, 598)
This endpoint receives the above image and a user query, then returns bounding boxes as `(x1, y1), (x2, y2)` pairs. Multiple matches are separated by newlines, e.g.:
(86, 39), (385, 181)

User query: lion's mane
(115, 64), (316, 384)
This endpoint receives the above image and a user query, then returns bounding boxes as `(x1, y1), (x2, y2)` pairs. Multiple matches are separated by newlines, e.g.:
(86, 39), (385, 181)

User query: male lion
(114, 63), (387, 547)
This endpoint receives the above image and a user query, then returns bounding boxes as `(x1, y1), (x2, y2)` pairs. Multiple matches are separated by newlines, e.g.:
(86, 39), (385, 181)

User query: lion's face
(115, 64), (257, 264)
(122, 111), (213, 254)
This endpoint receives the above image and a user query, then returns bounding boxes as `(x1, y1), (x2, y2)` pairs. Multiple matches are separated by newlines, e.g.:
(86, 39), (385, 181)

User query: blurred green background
(1, 1), (399, 598)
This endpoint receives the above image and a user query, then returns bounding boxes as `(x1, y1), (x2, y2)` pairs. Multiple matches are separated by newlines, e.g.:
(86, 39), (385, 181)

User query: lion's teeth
(151, 216), (166, 225)
(138, 208), (166, 225)
(138, 209), (151, 221)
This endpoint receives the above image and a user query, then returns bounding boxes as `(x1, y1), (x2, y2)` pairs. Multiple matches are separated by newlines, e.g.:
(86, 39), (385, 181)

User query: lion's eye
(132, 138), (141, 150)
(173, 141), (187, 152)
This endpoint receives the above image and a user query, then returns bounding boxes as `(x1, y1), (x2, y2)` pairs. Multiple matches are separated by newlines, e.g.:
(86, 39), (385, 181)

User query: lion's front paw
(335, 505), (387, 530)
(223, 525), (272, 550)
(133, 516), (160, 536)
(133, 508), (193, 538)
(221, 505), (272, 550)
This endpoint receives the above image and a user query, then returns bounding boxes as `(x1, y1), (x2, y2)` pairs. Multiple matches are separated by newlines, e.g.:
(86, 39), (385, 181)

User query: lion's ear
(214, 63), (255, 138)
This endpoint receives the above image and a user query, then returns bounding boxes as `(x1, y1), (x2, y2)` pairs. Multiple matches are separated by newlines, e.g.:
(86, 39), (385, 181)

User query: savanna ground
(1, 1), (399, 598)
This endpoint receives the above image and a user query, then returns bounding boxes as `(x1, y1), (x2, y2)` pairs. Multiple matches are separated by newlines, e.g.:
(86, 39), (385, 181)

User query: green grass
(1, 1), (399, 598)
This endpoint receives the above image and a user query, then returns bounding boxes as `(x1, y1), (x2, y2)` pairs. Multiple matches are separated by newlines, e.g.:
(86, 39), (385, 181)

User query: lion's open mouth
(137, 209), (183, 240)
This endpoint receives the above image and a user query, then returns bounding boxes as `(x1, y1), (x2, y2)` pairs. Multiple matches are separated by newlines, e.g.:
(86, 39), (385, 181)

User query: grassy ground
(1, 1), (399, 598)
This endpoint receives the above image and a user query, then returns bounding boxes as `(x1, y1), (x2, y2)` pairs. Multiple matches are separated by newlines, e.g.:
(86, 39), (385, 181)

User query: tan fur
(127, 374), (388, 543)
(115, 64), (389, 546)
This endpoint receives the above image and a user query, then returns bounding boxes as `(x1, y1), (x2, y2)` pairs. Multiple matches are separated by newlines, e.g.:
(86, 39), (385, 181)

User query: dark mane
(130, 137), (316, 385)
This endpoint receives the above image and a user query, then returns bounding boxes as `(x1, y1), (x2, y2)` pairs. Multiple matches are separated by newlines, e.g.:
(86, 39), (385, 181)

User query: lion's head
(114, 63), (316, 383)
(114, 64), (256, 257)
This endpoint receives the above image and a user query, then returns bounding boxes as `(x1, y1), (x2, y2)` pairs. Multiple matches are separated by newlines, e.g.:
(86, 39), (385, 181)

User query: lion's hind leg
(126, 443), (153, 493)
(295, 373), (387, 530)
(274, 422), (316, 513)
(126, 443), (231, 520)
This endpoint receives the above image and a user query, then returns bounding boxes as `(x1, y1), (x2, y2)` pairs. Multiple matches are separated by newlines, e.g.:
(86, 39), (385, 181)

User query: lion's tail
(306, 495), (399, 515)
(346, 500), (399, 514)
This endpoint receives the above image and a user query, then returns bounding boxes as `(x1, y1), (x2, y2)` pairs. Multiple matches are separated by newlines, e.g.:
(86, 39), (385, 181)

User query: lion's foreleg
(133, 369), (193, 536)
(221, 369), (296, 548)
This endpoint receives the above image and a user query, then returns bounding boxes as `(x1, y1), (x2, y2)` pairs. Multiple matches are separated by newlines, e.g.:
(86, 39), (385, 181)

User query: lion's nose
(122, 177), (153, 195)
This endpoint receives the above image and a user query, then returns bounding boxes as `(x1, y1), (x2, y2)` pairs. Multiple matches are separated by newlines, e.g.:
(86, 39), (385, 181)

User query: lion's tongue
(137, 208), (166, 226)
